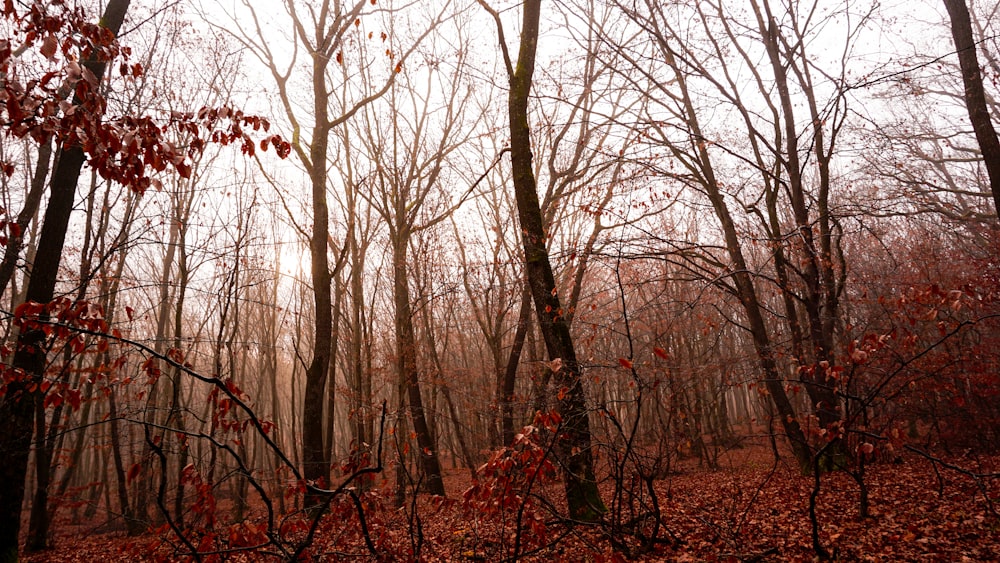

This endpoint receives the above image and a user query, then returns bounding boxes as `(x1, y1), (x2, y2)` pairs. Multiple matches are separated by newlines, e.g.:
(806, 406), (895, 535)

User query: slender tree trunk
(391, 239), (445, 496)
(501, 282), (532, 446)
(0, 139), (53, 297)
(324, 274), (344, 467)
(27, 390), (52, 549)
(168, 226), (190, 526)
(108, 388), (143, 535)
(393, 377), (410, 508)
(505, 0), (605, 521)
(348, 229), (372, 489)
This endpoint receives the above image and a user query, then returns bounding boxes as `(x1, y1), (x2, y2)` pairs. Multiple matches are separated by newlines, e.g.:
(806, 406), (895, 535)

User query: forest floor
(21, 437), (1000, 562)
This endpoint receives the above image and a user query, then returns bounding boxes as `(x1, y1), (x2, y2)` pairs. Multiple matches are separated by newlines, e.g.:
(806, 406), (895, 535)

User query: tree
(220, 0), (442, 504)
(0, 2), (289, 556)
(480, 0), (606, 521)
(0, 3), (132, 557)
(357, 13), (482, 495)
(943, 0), (1000, 220)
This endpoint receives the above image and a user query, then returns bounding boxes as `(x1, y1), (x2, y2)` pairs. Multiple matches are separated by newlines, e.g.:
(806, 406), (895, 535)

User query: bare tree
(479, 0), (606, 520)
(357, 12), (480, 496)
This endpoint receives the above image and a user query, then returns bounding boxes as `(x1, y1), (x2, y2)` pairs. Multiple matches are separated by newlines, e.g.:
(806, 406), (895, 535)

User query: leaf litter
(21, 439), (1000, 561)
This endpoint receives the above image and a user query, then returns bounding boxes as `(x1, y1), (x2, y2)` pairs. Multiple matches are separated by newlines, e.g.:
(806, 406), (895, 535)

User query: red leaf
(653, 347), (669, 360)
(43, 392), (62, 409)
(14, 300), (41, 320)
(618, 357), (633, 370)
(66, 389), (82, 411)
(126, 463), (141, 484)
(40, 35), (58, 60)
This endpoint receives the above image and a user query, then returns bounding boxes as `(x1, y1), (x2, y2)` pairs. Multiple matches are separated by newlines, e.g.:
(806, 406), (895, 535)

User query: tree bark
(943, 0), (1000, 220)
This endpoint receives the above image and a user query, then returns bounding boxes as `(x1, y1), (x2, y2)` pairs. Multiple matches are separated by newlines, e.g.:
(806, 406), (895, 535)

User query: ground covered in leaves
(22, 441), (1000, 561)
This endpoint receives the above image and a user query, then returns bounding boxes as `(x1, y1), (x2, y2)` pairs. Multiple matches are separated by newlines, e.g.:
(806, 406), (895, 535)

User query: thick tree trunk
(0, 3), (130, 559)
(302, 44), (335, 503)
(943, 0), (1000, 219)
(507, 0), (605, 522)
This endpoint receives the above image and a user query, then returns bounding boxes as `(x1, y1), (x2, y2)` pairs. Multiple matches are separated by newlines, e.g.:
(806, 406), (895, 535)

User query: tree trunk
(108, 388), (143, 535)
(943, 0), (1000, 219)
(302, 142), (334, 504)
(391, 239), (445, 496)
(324, 273), (344, 467)
(506, 0), (605, 521)
(26, 391), (52, 550)
(0, 2), (130, 559)
(348, 228), (372, 489)
(167, 200), (191, 526)
(0, 139), (53, 297)
(501, 281), (532, 446)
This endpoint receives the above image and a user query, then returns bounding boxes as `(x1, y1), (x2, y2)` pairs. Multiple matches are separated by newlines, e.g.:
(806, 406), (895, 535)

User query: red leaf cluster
(0, 4), (291, 195)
